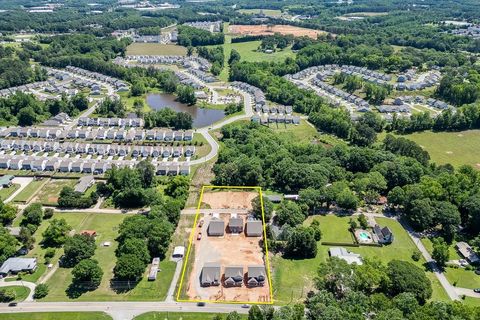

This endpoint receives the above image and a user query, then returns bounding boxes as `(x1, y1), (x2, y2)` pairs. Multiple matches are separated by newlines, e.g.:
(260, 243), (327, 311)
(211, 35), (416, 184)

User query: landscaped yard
(39, 212), (176, 302)
(31, 179), (77, 206)
(271, 215), (450, 304)
(402, 130), (480, 168)
(0, 183), (19, 200)
(135, 312), (247, 320)
(445, 267), (480, 289)
(126, 43), (187, 56)
(1, 312), (112, 320)
(2, 285), (30, 301)
(12, 179), (45, 203)
(421, 237), (462, 261)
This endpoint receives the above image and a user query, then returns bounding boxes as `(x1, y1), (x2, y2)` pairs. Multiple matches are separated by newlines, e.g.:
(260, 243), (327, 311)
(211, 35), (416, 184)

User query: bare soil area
(229, 24), (327, 39)
(185, 213), (271, 303)
(201, 191), (257, 210)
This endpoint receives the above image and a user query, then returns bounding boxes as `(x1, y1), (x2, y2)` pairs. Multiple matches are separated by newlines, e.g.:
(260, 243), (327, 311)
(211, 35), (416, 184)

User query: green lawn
(0, 183), (19, 200)
(269, 119), (320, 144)
(0, 312), (112, 320)
(420, 238), (462, 261)
(40, 212), (176, 301)
(2, 285), (30, 301)
(12, 179), (45, 203)
(402, 130), (480, 167)
(445, 267), (480, 289)
(464, 296), (480, 306)
(134, 312), (247, 320)
(126, 43), (187, 56)
(271, 215), (450, 304)
(32, 179), (77, 206)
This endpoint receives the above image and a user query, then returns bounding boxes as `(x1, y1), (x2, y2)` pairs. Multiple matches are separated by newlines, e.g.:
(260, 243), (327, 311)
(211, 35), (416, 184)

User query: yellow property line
(176, 185), (274, 305)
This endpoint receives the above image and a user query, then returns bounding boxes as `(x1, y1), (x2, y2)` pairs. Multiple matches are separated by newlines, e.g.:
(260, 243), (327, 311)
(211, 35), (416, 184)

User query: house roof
(224, 265), (243, 281)
(74, 175), (94, 193)
(229, 217), (243, 228)
(248, 265), (266, 280)
(201, 263), (221, 283)
(0, 257), (37, 274)
(208, 219), (225, 235)
(329, 247), (363, 265)
(246, 220), (263, 236)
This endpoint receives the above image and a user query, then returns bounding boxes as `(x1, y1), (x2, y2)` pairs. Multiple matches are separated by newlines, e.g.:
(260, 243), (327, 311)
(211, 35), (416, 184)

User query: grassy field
(268, 119), (319, 143)
(238, 8), (282, 17)
(271, 215), (449, 304)
(445, 267), (480, 289)
(40, 212), (176, 302)
(0, 183), (19, 200)
(12, 179), (45, 203)
(402, 130), (480, 168)
(127, 43), (187, 56)
(32, 179), (77, 206)
(134, 312), (247, 320)
(0, 312), (112, 320)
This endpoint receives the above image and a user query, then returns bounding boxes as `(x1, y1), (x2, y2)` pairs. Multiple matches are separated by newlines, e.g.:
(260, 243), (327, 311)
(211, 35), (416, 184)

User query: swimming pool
(359, 232), (370, 240)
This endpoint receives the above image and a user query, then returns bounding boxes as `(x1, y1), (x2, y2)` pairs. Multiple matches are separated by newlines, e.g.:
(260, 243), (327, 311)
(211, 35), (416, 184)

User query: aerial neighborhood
(1, 1), (480, 320)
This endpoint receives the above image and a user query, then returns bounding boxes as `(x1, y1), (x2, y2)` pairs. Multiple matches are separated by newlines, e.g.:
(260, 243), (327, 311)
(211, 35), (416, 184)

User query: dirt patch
(446, 151), (453, 154)
(229, 24), (327, 39)
(201, 191), (257, 210)
(185, 213), (270, 303)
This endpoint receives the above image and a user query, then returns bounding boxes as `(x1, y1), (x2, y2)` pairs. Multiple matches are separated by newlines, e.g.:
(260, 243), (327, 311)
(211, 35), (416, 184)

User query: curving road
(0, 280), (36, 302)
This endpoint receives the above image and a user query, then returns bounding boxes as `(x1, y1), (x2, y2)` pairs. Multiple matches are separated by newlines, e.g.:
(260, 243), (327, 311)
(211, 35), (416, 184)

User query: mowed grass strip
(12, 179), (44, 203)
(126, 43), (187, 56)
(403, 130), (480, 168)
(0, 312), (112, 320)
(134, 312), (247, 320)
(41, 212), (176, 301)
(2, 285), (30, 301)
(271, 215), (450, 304)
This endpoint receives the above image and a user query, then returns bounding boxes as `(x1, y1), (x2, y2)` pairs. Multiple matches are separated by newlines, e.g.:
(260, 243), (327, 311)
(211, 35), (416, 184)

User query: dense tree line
(143, 108), (193, 130)
(177, 25), (224, 47)
(197, 46), (225, 76)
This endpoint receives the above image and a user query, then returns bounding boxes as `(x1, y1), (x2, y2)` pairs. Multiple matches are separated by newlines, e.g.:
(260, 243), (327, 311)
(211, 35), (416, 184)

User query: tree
(17, 106), (37, 126)
(147, 220), (174, 259)
(117, 238), (151, 265)
(33, 284), (49, 299)
(387, 186), (406, 208)
(72, 258), (103, 288)
(251, 196), (274, 221)
(21, 203), (44, 227)
(176, 85), (196, 105)
(405, 198), (434, 231)
(114, 254), (146, 281)
(0, 202), (17, 225)
(461, 193), (480, 235)
(387, 260), (432, 304)
(44, 208), (54, 219)
(130, 81), (145, 97)
(0, 226), (18, 264)
(174, 112), (193, 130)
(42, 218), (72, 247)
(0, 288), (16, 302)
(19, 227), (35, 250)
(229, 49), (241, 65)
(433, 201), (460, 241)
(432, 237), (450, 268)
(276, 201), (305, 226)
(136, 160), (155, 188)
(187, 46), (194, 56)
(358, 214), (368, 229)
(226, 311), (242, 320)
(285, 226), (317, 259)
(63, 234), (96, 266)
(248, 305), (264, 320)
(336, 189), (359, 211)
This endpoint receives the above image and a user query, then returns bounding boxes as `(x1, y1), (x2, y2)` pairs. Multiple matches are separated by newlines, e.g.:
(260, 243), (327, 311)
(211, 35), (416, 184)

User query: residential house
(224, 266), (244, 287)
(0, 257), (37, 276)
(200, 263), (221, 287)
(245, 220), (263, 237)
(456, 242), (480, 264)
(247, 265), (266, 287)
(329, 247), (363, 265)
(373, 225), (394, 244)
(228, 215), (243, 233)
(74, 176), (95, 193)
(208, 219), (225, 236)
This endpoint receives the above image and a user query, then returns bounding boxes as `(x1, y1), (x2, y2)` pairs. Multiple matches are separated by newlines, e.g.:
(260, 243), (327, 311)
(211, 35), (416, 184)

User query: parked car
(197, 302), (206, 307)
(197, 232), (202, 240)
(198, 220), (204, 227)
(474, 288), (480, 293)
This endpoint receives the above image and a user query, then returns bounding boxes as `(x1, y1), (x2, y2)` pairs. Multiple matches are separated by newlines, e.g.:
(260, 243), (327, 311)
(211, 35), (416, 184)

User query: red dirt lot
(201, 191), (257, 210)
(228, 24), (327, 39)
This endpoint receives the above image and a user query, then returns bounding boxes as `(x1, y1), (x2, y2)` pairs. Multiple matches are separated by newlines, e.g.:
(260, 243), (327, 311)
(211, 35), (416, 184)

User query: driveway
(0, 279), (36, 302)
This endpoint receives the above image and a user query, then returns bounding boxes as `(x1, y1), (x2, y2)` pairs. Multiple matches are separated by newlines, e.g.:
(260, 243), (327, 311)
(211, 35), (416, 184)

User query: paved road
(0, 301), (250, 320)
(4, 177), (34, 203)
(0, 280), (36, 302)
(454, 287), (480, 298)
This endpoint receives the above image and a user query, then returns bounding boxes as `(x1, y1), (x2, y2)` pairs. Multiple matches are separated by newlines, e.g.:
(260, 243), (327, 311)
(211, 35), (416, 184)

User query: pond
(146, 93), (225, 128)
